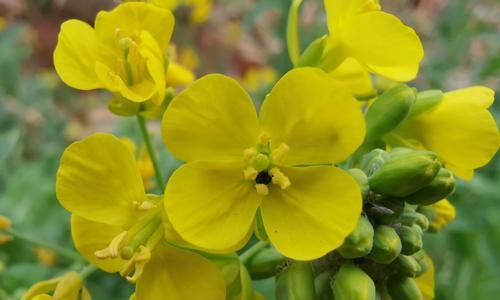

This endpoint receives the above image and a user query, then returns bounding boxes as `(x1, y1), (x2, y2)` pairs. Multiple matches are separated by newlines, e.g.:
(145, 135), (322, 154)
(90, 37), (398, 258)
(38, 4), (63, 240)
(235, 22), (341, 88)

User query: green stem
(4, 227), (82, 261)
(137, 115), (165, 191)
(80, 264), (97, 279)
(240, 241), (269, 264)
(286, 0), (303, 66)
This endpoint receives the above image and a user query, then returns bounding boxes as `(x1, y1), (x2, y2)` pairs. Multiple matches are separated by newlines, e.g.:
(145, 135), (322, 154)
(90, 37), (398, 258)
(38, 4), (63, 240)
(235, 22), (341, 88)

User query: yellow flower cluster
(21, 0), (498, 299)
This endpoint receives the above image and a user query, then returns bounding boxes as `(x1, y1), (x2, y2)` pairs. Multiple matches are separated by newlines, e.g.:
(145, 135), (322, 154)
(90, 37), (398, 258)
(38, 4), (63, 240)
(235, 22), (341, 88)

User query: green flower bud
(365, 85), (415, 142)
(414, 214), (429, 231)
(246, 247), (285, 280)
(368, 198), (405, 224)
(296, 36), (328, 67)
(108, 95), (140, 116)
(368, 151), (441, 197)
(410, 89), (443, 117)
(398, 225), (423, 255)
(338, 215), (374, 259)
(360, 149), (389, 176)
(276, 262), (316, 300)
(412, 251), (429, 277)
(315, 272), (333, 300)
(406, 168), (456, 206)
(391, 255), (422, 277)
(400, 211), (429, 232)
(369, 225), (402, 264)
(347, 169), (369, 200)
(386, 276), (423, 300)
(331, 264), (376, 300)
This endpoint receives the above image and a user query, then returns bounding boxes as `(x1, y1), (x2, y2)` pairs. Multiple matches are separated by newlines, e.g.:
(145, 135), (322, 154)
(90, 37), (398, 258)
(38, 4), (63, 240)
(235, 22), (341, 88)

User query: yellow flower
(184, 0), (213, 24)
(56, 133), (226, 299)
(54, 3), (174, 108)
(120, 137), (156, 190)
(426, 199), (456, 232)
(33, 248), (58, 267)
(165, 45), (196, 87)
(393, 86), (499, 180)
(329, 57), (375, 98)
(0, 17), (7, 31)
(322, 0), (424, 82)
(241, 66), (278, 93)
(22, 272), (91, 300)
(0, 215), (12, 245)
(414, 254), (435, 300)
(161, 67), (365, 260)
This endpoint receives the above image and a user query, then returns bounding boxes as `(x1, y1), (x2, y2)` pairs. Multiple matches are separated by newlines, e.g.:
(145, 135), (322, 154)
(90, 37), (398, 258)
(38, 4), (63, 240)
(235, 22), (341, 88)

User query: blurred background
(0, 0), (498, 299)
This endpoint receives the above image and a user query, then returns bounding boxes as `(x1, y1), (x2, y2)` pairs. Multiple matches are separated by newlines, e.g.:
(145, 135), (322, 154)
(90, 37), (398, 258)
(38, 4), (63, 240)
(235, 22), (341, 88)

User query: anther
(244, 166), (258, 180)
(120, 246), (151, 283)
(271, 143), (290, 165)
(257, 132), (271, 145)
(243, 147), (257, 162)
(255, 184), (269, 196)
(94, 231), (128, 259)
(270, 168), (291, 189)
(133, 200), (157, 211)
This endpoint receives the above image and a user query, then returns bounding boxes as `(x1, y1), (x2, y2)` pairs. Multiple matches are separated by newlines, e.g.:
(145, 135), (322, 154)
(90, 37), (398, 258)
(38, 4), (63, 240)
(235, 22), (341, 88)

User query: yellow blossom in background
(22, 272), (91, 300)
(394, 86), (499, 180)
(56, 133), (226, 299)
(54, 3), (174, 112)
(178, 47), (200, 71)
(165, 45), (196, 87)
(120, 137), (156, 190)
(241, 66), (278, 93)
(184, 0), (213, 24)
(329, 57), (375, 98)
(162, 67), (365, 260)
(322, 0), (424, 82)
(0, 17), (7, 31)
(33, 248), (58, 267)
(427, 199), (456, 232)
(0, 215), (12, 245)
(415, 255), (435, 300)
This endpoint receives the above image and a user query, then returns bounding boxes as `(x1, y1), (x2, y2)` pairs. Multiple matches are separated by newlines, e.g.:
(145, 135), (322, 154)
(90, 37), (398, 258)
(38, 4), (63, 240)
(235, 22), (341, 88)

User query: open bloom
(322, 0), (424, 82)
(56, 133), (225, 299)
(22, 272), (91, 300)
(393, 86), (499, 180)
(162, 67), (365, 260)
(54, 2), (174, 107)
(423, 199), (456, 232)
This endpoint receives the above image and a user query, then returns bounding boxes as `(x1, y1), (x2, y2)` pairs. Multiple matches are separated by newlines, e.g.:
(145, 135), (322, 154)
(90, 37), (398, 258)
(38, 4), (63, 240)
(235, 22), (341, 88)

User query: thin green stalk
(5, 227), (82, 261)
(80, 264), (97, 279)
(240, 241), (269, 264)
(137, 115), (165, 191)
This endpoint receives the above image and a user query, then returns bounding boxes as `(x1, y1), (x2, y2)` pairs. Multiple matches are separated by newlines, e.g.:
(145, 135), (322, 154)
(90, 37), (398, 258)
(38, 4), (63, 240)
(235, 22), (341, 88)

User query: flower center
(243, 132), (291, 196)
(115, 29), (149, 86)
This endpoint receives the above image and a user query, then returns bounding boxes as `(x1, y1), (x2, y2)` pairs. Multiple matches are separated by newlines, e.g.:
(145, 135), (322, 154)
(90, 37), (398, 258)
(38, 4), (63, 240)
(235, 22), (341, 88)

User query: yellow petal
(341, 11), (424, 82)
(94, 61), (156, 102)
(443, 86), (494, 108)
(259, 67), (365, 165)
(166, 61), (196, 87)
(398, 88), (499, 178)
(162, 74), (260, 162)
(260, 166), (362, 260)
(53, 20), (101, 90)
(95, 2), (174, 51)
(415, 255), (435, 300)
(164, 160), (261, 252)
(330, 57), (375, 97)
(71, 216), (127, 273)
(56, 133), (147, 227)
(150, 0), (179, 10)
(325, 0), (380, 30)
(136, 246), (226, 300)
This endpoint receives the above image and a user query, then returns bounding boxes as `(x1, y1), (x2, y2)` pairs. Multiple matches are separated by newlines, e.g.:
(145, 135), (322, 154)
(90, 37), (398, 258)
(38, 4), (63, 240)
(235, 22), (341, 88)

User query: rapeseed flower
(54, 3), (174, 111)
(56, 133), (226, 299)
(162, 67), (365, 260)
(22, 272), (91, 300)
(393, 87), (499, 179)
(322, 0), (424, 82)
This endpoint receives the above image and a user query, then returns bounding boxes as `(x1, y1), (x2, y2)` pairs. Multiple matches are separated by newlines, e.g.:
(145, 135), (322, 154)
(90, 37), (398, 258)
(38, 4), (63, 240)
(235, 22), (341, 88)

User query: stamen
(244, 166), (258, 180)
(243, 147), (257, 162)
(255, 184), (269, 196)
(120, 246), (151, 283)
(133, 200), (157, 211)
(257, 132), (271, 145)
(271, 143), (290, 165)
(94, 231), (127, 259)
(270, 168), (291, 190)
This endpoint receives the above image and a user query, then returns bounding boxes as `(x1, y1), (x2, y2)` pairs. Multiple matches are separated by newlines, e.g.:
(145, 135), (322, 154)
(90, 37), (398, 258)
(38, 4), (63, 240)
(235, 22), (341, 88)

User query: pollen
(271, 143), (290, 165)
(255, 184), (269, 196)
(94, 231), (128, 259)
(244, 166), (258, 180)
